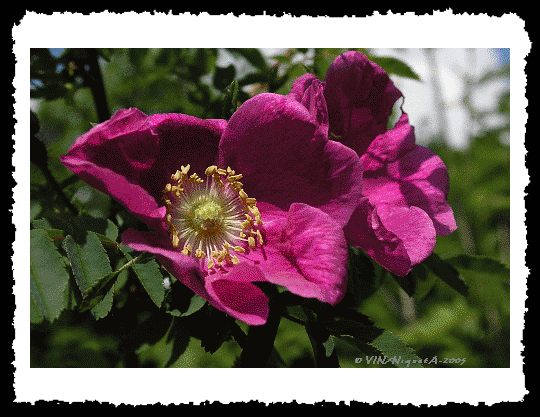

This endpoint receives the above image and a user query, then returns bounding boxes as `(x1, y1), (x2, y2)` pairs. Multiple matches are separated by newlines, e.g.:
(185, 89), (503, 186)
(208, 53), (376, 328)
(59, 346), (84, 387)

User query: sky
(369, 48), (510, 149)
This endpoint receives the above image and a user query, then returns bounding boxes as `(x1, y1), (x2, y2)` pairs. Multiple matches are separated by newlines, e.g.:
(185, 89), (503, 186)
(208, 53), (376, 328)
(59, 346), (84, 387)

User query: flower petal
(219, 93), (362, 227)
(247, 202), (348, 305)
(121, 228), (208, 297)
(121, 228), (270, 325)
(205, 263), (269, 326)
(60, 155), (167, 231)
(363, 145), (457, 235)
(142, 113), (226, 200)
(344, 198), (411, 276)
(60, 109), (228, 228)
(60, 108), (167, 229)
(64, 108), (158, 173)
(361, 113), (416, 172)
(375, 204), (437, 267)
(288, 73), (329, 142)
(324, 51), (403, 155)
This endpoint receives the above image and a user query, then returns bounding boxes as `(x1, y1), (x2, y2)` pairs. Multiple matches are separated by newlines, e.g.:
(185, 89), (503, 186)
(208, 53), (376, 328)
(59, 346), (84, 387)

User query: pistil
(162, 164), (264, 271)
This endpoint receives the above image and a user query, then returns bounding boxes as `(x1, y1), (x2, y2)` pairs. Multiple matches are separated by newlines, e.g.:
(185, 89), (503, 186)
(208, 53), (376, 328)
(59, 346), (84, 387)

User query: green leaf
(367, 55), (421, 81)
(164, 277), (208, 318)
(444, 254), (509, 306)
(445, 254), (509, 275)
(227, 48), (269, 73)
(164, 317), (191, 367)
(237, 72), (269, 87)
(77, 269), (119, 313)
(389, 270), (416, 298)
(410, 263), (437, 301)
(424, 253), (469, 297)
(179, 293), (207, 317)
(305, 321), (340, 367)
(30, 229), (74, 324)
(119, 312), (173, 358)
(369, 330), (424, 368)
(324, 318), (383, 344)
(213, 64), (237, 91)
(62, 233), (114, 318)
(344, 246), (384, 308)
(62, 233), (113, 295)
(120, 245), (165, 309)
(313, 48), (346, 79)
(32, 214), (119, 246)
(221, 79), (240, 120)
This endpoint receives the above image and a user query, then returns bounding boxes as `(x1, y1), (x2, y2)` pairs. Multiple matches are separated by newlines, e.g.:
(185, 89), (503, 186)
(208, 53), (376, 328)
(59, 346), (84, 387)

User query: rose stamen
(163, 165), (264, 271)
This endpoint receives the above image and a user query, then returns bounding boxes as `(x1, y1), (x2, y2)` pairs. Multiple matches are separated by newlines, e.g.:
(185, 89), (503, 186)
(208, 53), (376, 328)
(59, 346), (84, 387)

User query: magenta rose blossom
(289, 51), (457, 276)
(60, 91), (363, 325)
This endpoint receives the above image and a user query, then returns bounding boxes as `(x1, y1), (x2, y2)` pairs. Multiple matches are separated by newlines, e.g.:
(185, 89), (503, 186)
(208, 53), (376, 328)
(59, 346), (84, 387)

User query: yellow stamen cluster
(162, 164), (264, 271)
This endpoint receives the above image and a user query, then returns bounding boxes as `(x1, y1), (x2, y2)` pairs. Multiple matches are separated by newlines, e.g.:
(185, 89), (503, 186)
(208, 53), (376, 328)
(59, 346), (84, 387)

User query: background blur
(30, 48), (511, 368)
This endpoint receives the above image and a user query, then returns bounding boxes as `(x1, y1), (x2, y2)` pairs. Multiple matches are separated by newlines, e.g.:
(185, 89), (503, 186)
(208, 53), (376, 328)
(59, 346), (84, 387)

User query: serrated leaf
(132, 259), (165, 308)
(119, 311), (173, 357)
(120, 245), (165, 308)
(368, 330), (424, 368)
(179, 294), (207, 317)
(78, 269), (118, 313)
(164, 317), (191, 367)
(367, 55), (421, 81)
(221, 79), (240, 120)
(344, 246), (383, 308)
(227, 48), (269, 73)
(62, 233), (112, 294)
(213, 64), (237, 91)
(424, 253), (469, 297)
(62, 232), (113, 318)
(444, 254), (509, 307)
(324, 318), (383, 344)
(32, 215), (119, 246)
(305, 321), (339, 367)
(30, 229), (74, 323)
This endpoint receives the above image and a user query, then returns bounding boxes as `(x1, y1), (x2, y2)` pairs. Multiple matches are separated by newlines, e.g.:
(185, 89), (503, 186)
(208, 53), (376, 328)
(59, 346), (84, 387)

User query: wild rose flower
(289, 51), (457, 276)
(60, 92), (363, 325)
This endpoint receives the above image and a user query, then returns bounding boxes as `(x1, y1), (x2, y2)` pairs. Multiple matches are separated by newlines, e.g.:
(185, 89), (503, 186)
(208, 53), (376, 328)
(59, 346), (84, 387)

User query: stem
(228, 318), (247, 350)
(238, 305), (281, 367)
(85, 48), (110, 123)
(40, 163), (78, 215)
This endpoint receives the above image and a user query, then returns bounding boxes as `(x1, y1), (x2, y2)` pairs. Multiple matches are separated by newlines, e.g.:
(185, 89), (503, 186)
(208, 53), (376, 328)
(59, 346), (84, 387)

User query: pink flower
(60, 91), (363, 325)
(289, 51), (457, 276)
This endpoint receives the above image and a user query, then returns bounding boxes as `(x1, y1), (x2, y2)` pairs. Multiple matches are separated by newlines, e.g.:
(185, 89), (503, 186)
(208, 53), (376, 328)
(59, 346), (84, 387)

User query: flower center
(191, 199), (224, 234)
(162, 164), (264, 271)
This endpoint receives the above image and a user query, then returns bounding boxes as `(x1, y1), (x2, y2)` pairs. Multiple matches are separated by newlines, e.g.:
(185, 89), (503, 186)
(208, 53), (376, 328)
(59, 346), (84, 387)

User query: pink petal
(344, 198), (411, 276)
(247, 202), (348, 305)
(288, 74), (329, 142)
(361, 113), (416, 172)
(375, 204), (437, 266)
(205, 263), (269, 326)
(122, 228), (270, 325)
(121, 228), (208, 298)
(147, 113), (226, 177)
(323, 51), (403, 154)
(219, 93), (363, 227)
(60, 156), (166, 231)
(363, 145), (457, 235)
